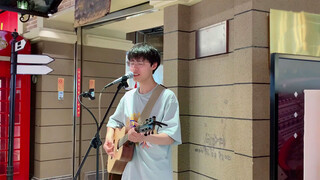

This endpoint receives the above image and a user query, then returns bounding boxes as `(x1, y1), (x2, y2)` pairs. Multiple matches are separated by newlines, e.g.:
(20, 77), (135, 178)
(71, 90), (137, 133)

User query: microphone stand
(73, 80), (128, 180)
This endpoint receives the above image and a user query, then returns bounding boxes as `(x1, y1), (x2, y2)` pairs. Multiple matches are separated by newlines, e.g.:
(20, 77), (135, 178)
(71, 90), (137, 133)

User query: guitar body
(107, 127), (134, 174)
(106, 117), (166, 174)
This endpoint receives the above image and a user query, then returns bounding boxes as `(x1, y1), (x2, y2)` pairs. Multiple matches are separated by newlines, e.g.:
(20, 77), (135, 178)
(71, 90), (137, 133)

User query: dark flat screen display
(270, 53), (320, 180)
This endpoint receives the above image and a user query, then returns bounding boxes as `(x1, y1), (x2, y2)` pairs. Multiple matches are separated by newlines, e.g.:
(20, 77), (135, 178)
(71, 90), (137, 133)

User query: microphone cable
(98, 86), (107, 179)
(78, 93), (98, 128)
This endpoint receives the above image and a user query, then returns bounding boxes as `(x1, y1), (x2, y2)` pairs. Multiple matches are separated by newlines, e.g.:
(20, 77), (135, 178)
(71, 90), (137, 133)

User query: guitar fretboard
(118, 134), (129, 148)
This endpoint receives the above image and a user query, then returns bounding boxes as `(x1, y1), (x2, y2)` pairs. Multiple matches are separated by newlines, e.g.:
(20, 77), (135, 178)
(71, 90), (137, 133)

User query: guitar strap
(138, 84), (166, 125)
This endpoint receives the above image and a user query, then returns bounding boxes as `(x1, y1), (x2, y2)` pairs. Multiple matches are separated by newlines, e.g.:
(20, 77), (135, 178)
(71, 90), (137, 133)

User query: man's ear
(151, 62), (158, 70)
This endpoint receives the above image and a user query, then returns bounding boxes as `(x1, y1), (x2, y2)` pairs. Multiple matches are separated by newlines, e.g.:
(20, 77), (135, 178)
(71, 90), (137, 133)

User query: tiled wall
(77, 45), (126, 176)
(32, 41), (75, 179)
(32, 41), (127, 179)
(163, 0), (320, 179)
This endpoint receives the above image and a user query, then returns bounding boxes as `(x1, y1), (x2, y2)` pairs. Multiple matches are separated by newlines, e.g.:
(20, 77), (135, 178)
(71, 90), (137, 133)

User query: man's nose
(130, 63), (139, 68)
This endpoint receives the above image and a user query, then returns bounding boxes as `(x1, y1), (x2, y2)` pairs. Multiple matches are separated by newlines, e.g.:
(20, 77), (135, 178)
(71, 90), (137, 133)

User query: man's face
(128, 57), (157, 83)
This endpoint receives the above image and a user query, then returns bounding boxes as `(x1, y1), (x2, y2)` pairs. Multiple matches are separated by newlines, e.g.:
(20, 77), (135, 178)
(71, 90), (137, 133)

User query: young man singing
(103, 43), (181, 180)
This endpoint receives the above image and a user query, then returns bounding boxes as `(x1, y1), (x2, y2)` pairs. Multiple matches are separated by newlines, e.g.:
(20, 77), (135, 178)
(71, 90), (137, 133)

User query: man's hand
(103, 137), (115, 158)
(104, 127), (115, 157)
(127, 128), (144, 143)
(125, 121), (139, 133)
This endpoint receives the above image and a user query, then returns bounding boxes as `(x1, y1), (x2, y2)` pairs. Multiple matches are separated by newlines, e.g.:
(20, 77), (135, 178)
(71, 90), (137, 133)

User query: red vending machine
(0, 30), (31, 179)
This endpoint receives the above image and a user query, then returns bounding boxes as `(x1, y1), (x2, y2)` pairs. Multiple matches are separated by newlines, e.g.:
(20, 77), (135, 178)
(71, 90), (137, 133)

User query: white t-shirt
(107, 84), (181, 180)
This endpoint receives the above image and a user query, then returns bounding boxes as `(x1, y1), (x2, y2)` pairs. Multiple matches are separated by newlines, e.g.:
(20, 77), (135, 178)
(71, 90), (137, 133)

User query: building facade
(17, 0), (320, 179)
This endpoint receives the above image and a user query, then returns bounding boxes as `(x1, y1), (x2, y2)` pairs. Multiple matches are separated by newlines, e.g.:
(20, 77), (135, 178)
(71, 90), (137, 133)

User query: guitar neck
(118, 134), (129, 148)
(118, 126), (140, 148)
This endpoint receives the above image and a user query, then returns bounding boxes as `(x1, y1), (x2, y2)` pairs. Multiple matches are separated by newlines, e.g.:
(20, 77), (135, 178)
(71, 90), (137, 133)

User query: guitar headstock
(136, 116), (156, 136)
(135, 116), (168, 136)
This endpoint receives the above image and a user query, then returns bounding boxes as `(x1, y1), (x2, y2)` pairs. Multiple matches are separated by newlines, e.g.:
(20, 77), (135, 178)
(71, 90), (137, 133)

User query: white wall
(304, 90), (320, 180)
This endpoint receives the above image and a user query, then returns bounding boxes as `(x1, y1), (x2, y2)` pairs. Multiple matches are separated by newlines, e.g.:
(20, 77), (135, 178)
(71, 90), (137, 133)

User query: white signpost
(16, 54), (54, 75)
(8, 36), (55, 179)
(17, 65), (53, 75)
(17, 54), (54, 64)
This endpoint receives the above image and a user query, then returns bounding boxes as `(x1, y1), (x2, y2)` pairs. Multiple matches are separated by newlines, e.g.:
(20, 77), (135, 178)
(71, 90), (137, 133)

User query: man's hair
(127, 43), (161, 74)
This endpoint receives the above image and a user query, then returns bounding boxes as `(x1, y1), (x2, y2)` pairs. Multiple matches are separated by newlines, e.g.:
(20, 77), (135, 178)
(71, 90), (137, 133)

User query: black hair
(127, 43), (161, 74)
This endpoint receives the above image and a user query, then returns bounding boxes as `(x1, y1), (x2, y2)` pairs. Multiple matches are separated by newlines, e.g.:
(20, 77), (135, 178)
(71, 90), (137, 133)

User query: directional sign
(17, 65), (53, 75)
(15, 39), (26, 52)
(17, 54), (55, 64)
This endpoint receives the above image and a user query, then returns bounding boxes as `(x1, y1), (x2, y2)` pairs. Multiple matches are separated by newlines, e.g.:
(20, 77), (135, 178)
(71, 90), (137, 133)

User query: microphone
(105, 72), (134, 88)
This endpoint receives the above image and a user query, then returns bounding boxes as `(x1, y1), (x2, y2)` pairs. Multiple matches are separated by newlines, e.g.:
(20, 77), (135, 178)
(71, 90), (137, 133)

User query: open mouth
(134, 74), (140, 77)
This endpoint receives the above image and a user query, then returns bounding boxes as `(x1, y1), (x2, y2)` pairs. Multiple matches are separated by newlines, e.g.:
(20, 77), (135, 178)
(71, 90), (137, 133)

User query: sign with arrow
(18, 54), (54, 64)
(16, 54), (54, 75)
(17, 65), (53, 75)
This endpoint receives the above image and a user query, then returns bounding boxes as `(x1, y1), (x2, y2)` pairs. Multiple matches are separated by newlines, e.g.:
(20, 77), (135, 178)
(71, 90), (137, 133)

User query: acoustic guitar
(107, 116), (167, 174)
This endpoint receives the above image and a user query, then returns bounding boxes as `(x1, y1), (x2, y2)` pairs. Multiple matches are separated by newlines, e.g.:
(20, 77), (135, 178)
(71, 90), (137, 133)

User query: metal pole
(96, 134), (99, 180)
(7, 31), (19, 180)
(72, 29), (78, 179)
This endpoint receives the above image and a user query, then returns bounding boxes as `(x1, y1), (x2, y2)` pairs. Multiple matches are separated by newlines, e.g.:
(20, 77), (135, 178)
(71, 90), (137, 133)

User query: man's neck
(139, 79), (157, 94)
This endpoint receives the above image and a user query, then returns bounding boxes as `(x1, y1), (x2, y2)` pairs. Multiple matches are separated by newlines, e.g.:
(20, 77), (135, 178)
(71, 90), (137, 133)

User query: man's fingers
(128, 128), (145, 142)
(107, 151), (115, 158)
(106, 143), (114, 150)
(133, 122), (139, 127)
(130, 133), (144, 142)
(108, 143), (114, 148)
(106, 145), (115, 158)
(104, 139), (115, 157)
(106, 140), (114, 145)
